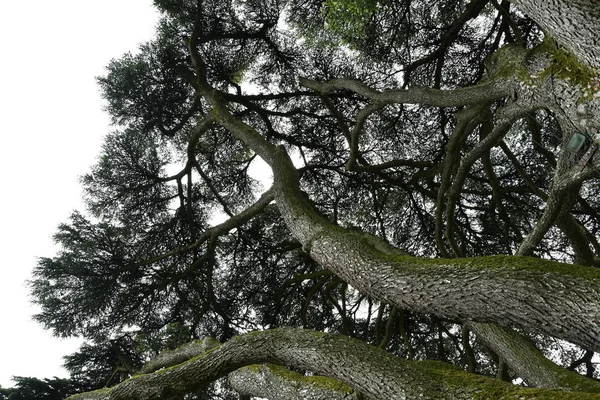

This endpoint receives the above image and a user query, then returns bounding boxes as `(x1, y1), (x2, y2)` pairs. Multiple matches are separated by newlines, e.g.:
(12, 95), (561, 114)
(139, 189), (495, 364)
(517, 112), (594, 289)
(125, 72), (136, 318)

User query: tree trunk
(511, 0), (600, 71)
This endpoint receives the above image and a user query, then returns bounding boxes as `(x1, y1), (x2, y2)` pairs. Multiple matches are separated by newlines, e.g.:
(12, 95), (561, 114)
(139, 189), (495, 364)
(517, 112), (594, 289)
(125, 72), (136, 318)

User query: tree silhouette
(30, 0), (600, 398)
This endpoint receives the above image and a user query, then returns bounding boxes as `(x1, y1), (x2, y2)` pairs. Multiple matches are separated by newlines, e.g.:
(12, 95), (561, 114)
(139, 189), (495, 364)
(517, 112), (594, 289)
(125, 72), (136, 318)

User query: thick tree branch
(510, 0), (600, 71)
(196, 70), (600, 354)
(67, 328), (600, 400)
(469, 322), (600, 391)
(208, 92), (600, 352)
(185, 14), (600, 376)
(138, 337), (364, 399)
(139, 337), (220, 374)
(516, 167), (583, 257)
(229, 364), (364, 400)
(500, 141), (598, 264)
(299, 77), (512, 107)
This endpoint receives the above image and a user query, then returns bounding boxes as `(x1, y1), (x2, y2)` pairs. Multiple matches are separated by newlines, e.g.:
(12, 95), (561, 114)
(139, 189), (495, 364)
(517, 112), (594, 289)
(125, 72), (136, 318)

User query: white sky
(0, 1), (159, 388)
(1, 0), (597, 393)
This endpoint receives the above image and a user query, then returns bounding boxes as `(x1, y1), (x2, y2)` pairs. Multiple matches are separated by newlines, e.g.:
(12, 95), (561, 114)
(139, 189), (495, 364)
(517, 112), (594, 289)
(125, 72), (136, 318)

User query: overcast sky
(0, 1), (159, 388)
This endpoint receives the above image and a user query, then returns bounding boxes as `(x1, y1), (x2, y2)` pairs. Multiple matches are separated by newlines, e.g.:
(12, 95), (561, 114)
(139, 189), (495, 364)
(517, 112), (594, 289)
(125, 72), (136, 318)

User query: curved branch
(469, 322), (600, 392)
(481, 145), (520, 251)
(161, 113), (215, 182)
(299, 77), (512, 107)
(200, 85), (600, 354)
(192, 29), (600, 353)
(435, 106), (485, 256)
(510, 0), (600, 71)
(516, 166), (583, 257)
(229, 364), (364, 400)
(444, 102), (524, 255)
(194, 160), (234, 217)
(67, 328), (600, 400)
(319, 94), (385, 171)
(497, 138), (596, 263)
(140, 337), (220, 374)
(124, 187), (274, 270)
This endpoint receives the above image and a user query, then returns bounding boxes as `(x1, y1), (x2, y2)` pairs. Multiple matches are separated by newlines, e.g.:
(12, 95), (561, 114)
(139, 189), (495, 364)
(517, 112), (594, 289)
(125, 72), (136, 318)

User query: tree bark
(190, 64), (600, 356)
(511, 0), (600, 71)
(469, 322), (600, 391)
(139, 338), (220, 374)
(66, 328), (600, 400)
(228, 364), (365, 400)
(68, 7), (600, 398)
(203, 87), (600, 352)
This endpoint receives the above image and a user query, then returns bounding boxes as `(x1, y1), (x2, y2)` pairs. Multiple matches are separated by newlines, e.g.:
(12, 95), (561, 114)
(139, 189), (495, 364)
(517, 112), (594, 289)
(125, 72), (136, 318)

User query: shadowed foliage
(27, 0), (600, 398)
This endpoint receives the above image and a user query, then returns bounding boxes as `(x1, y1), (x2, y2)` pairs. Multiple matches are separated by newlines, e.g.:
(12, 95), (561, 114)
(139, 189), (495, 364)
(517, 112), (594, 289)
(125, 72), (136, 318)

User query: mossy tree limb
(469, 322), (600, 392)
(229, 364), (365, 400)
(58, 2), (600, 398)
(66, 328), (600, 400)
(189, 32), (600, 353)
(194, 72), (600, 354)
(510, 0), (600, 71)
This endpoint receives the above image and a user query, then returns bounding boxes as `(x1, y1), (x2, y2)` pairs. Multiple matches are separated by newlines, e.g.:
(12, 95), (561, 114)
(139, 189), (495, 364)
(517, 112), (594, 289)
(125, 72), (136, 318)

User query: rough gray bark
(103, 335), (366, 399)
(139, 337), (220, 374)
(69, 4), (600, 398)
(500, 140), (598, 265)
(516, 176), (581, 257)
(199, 79), (600, 354)
(187, 36), (600, 355)
(511, 0), (600, 71)
(299, 77), (513, 106)
(228, 364), (364, 400)
(427, 10), (600, 391)
(469, 322), (600, 391)
(66, 328), (600, 400)
(309, 235), (600, 351)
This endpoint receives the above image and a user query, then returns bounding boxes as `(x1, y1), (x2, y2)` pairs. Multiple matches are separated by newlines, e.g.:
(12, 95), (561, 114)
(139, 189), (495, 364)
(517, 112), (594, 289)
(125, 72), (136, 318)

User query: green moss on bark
(537, 40), (599, 98)
(412, 361), (600, 399)
(382, 253), (600, 282)
(486, 39), (599, 101)
(241, 364), (356, 394)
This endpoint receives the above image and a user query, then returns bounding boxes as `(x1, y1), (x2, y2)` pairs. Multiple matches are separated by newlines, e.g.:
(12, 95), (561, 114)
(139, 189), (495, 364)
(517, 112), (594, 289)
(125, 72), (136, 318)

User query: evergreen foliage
(26, 0), (600, 398)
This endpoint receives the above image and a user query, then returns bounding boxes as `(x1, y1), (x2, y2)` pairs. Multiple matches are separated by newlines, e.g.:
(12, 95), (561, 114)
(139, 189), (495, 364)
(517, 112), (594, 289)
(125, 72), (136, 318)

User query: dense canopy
(28, 0), (600, 399)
